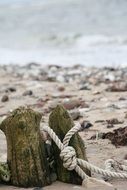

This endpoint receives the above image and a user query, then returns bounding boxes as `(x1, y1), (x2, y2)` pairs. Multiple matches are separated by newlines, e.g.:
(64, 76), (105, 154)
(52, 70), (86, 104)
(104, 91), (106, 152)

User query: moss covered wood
(49, 105), (91, 185)
(0, 107), (51, 187)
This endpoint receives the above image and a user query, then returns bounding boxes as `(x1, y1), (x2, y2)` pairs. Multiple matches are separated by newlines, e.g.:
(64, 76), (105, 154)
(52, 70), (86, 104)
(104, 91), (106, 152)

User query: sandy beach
(0, 63), (127, 189)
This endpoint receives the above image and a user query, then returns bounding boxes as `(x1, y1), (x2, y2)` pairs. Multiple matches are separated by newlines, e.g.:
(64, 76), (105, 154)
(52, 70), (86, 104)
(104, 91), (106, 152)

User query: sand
(0, 64), (127, 190)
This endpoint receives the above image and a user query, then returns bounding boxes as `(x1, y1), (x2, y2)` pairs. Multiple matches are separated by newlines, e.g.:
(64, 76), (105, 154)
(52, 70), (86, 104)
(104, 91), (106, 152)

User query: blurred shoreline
(0, 0), (127, 67)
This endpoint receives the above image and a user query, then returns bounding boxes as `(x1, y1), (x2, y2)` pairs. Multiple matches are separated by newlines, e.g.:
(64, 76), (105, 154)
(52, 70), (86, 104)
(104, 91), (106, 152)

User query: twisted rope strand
(63, 123), (81, 147)
(42, 124), (127, 185)
(78, 159), (127, 179)
(43, 126), (64, 150)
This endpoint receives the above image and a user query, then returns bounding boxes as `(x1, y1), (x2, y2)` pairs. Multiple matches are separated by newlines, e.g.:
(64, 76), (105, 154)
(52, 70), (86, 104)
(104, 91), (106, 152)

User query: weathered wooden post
(49, 105), (91, 185)
(0, 107), (51, 187)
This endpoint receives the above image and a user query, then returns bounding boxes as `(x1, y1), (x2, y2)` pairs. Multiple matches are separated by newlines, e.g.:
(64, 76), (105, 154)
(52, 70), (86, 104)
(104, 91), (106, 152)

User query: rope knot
(60, 146), (77, 171)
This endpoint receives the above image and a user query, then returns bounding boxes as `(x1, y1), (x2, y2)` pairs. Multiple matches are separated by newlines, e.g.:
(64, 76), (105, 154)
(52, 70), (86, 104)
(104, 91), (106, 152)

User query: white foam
(0, 42), (127, 67)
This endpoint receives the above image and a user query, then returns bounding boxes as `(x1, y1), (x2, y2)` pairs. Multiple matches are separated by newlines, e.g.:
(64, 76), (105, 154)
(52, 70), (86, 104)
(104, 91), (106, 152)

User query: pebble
(5, 87), (16, 93)
(56, 75), (65, 82)
(69, 109), (81, 120)
(23, 90), (33, 96)
(57, 86), (65, 91)
(119, 97), (126, 101)
(79, 120), (93, 131)
(125, 113), (127, 118)
(1, 95), (9, 102)
(124, 154), (127, 160)
(106, 82), (127, 92)
(62, 99), (89, 110)
(79, 84), (91, 90)
(104, 74), (115, 81)
(93, 90), (100, 95)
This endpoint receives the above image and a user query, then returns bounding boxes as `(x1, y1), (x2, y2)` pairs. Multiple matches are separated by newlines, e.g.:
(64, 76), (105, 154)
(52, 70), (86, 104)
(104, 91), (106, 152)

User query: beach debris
(1, 95), (9, 102)
(103, 127), (127, 146)
(106, 118), (124, 125)
(90, 132), (104, 140)
(90, 127), (127, 146)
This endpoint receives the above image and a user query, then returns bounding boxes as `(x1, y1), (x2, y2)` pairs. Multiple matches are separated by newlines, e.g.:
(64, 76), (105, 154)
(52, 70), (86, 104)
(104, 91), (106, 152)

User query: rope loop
(43, 124), (127, 186)
(60, 146), (77, 171)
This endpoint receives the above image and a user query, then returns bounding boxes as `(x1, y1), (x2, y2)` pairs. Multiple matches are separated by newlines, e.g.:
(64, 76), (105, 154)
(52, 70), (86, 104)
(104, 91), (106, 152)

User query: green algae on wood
(0, 107), (51, 187)
(0, 162), (11, 182)
(49, 105), (91, 185)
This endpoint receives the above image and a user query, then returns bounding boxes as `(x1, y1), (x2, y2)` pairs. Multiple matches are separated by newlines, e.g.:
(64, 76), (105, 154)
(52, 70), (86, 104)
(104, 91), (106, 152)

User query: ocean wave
(0, 43), (127, 67)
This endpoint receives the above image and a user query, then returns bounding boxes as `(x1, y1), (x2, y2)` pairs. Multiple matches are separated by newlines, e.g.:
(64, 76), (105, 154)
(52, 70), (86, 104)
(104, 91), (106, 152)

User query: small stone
(104, 74), (115, 82)
(23, 90), (33, 96)
(1, 95), (9, 102)
(62, 99), (89, 110)
(57, 86), (65, 91)
(47, 75), (56, 82)
(33, 188), (43, 190)
(93, 91), (100, 95)
(56, 75), (65, 82)
(69, 110), (81, 120)
(48, 100), (60, 110)
(79, 120), (93, 131)
(124, 154), (127, 160)
(5, 87), (16, 93)
(119, 97), (126, 101)
(79, 84), (91, 90)
(124, 113), (127, 119)
(107, 104), (120, 110)
(106, 82), (127, 92)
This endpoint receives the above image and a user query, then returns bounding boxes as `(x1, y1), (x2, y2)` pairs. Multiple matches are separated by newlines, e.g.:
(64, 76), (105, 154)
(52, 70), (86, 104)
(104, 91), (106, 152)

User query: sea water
(0, 0), (127, 67)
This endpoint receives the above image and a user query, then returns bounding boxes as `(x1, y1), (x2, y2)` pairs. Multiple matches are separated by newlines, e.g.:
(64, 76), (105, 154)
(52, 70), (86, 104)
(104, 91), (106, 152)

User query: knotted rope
(43, 123), (127, 187)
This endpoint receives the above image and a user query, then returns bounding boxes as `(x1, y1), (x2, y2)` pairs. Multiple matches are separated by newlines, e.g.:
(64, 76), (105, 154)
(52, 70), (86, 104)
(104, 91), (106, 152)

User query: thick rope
(43, 124), (127, 186)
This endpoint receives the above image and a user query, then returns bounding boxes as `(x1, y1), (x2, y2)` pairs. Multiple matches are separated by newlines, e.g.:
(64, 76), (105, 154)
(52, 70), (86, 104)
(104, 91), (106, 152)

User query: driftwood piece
(0, 107), (51, 187)
(49, 105), (91, 185)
